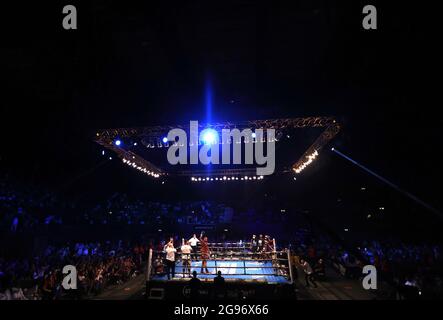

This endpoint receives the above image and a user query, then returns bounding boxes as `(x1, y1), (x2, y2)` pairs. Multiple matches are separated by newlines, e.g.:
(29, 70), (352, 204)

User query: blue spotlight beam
(331, 148), (443, 219)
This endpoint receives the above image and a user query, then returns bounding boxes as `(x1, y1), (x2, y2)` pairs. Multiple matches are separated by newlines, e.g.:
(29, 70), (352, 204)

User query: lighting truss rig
(94, 117), (341, 179)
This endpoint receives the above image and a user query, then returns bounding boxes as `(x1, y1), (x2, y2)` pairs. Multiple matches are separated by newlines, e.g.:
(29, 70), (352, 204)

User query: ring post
(287, 249), (294, 284)
(146, 248), (153, 282)
(215, 259), (218, 275)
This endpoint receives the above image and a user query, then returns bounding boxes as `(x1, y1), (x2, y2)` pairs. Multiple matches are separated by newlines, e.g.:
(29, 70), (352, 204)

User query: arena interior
(1, 1), (443, 310)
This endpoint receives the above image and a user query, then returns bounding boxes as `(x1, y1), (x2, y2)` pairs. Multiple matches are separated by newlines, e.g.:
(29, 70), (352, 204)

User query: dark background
(1, 1), (442, 240)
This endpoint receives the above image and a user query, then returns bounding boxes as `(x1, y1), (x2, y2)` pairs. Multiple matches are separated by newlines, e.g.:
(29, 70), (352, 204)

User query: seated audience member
(189, 271), (201, 299)
(213, 271), (226, 299)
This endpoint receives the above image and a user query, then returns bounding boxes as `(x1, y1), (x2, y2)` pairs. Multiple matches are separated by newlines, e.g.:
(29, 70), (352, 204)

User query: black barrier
(146, 280), (297, 300)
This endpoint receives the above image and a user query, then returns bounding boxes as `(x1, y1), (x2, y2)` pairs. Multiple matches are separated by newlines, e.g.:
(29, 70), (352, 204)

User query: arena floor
(151, 260), (290, 283)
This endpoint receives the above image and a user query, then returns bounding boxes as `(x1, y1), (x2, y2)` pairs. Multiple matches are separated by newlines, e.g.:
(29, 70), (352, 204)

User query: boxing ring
(146, 241), (294, 284)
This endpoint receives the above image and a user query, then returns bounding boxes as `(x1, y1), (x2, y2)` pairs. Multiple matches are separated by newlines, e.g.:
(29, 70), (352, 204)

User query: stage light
(114, 140), (121, 146)
(223, 176), (227, 180)
(133, 142), (137, 146)
(162, 137), (168, 143)
(252, 132), (256, 138)
(109, 157), (112, 160)
(331, 147), (335, 151)
(201, 128), (218, 145)
(102, 150), (105, 156)
(294, 150), (319, 174)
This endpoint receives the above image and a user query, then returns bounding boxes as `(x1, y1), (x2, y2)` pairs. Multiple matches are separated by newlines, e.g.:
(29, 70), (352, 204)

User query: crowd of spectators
(0, 240), (145, 300)
(0, 176), (231, 231)
(357, 240), (443, 298)
(85, 193), (229, 225)
(287, 228), (443, 299)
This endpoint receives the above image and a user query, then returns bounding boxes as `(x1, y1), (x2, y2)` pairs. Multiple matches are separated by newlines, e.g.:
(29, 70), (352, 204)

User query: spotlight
(201, 128), (218, 145)
(133, 142), (137, 146)
(252, 132), (256, 139)
(162, 137), (168, 143)
(223, 176), (227, 180)
(114, 140), (121, 146)
(331, 147), (335, 151)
